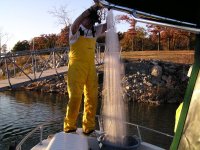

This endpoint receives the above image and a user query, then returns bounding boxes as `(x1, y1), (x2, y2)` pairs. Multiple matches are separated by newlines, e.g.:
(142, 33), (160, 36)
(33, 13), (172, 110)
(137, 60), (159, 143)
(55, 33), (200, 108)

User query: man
(64, 4), (106, 135)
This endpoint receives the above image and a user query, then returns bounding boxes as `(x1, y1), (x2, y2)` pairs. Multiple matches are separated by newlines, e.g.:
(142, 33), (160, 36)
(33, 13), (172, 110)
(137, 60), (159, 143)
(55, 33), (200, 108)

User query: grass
(121, 50), (194, 64)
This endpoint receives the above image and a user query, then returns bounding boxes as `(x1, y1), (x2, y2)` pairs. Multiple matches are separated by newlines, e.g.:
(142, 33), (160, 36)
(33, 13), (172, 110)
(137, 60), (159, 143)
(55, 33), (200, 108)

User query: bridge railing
(0, 47), (69, 85)
(0, 44), (105, 88)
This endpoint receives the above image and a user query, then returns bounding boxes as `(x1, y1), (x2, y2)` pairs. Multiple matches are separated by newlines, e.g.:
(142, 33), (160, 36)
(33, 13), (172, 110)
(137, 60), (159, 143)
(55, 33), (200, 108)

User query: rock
(151, 65), (162, 77)
(143, 80), (152, 86)
(161, 75), (168, 81)
(121, 60), (189, 104)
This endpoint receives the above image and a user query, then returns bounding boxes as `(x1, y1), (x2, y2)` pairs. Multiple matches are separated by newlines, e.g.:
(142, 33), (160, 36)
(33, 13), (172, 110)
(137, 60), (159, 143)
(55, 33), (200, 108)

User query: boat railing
(125, 122), (174, 140)
(99, 0), (200, 33)
(15, 119), (62, 150)
(15, 114), (173, 150)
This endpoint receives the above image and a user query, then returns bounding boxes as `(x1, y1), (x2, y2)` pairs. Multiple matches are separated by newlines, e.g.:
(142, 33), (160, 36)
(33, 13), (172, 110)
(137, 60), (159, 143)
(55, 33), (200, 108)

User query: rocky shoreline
(22, 59), (190, 105)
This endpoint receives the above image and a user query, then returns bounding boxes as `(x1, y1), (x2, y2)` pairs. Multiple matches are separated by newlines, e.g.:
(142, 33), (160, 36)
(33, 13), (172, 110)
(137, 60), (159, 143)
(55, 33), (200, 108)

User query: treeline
(118, 15), (196, 51)
(12, 15), (196, 52)
(118, 26), (196, 51)
(12, 26), (70, 52)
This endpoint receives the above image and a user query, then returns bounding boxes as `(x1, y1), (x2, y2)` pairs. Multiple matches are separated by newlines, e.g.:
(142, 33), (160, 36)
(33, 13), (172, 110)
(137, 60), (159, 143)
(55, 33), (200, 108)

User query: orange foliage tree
(117, 15), (151, 51)
(29, 25), (70, 51)
(117, 14), (195, 51)
(56, 26), (70, 47)
(147, 24), (195, 50)
(30, 34), (57, 50)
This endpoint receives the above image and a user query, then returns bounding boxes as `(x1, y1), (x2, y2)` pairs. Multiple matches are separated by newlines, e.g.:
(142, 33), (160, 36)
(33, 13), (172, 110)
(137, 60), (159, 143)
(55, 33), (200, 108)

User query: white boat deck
(31, 129), (100, 150)
(31, 128), (165, 150)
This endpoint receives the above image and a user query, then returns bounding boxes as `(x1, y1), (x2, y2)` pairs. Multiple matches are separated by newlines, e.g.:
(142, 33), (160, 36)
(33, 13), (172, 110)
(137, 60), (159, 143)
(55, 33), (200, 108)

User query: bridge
(0, 45), (104, 91)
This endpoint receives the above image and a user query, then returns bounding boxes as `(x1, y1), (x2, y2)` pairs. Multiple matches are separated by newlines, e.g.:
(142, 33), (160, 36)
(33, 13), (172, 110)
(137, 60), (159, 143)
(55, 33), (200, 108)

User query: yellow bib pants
(64, 36), (98, 133)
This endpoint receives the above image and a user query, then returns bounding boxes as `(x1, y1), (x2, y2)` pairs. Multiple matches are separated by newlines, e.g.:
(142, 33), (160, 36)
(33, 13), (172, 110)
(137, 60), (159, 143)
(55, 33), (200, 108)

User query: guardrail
(15, 114), (173, 150)
(0, 44), (105, 89)
(0, 47), (69, 83)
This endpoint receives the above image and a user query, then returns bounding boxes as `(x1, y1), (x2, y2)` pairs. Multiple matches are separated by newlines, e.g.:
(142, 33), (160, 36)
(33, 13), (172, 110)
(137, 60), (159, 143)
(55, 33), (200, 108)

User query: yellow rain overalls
(64, 34), (98, 133)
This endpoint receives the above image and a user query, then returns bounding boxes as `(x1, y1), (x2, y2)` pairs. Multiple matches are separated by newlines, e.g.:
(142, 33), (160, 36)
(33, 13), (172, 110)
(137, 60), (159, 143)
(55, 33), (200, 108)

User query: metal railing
(15, 114), (173, 150)
(15, 119), (63, 150)
(0, 47), (69, 84)
(0, 44), (105, 89)
(99, 0), (200, 33)
(125, 122), (174, 139)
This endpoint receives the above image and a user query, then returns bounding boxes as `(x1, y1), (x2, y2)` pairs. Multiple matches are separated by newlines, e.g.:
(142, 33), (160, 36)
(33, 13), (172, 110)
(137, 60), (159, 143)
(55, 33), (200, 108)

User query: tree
(134, 27), (147, 51)
(0, 29), (9, 54)
(118, 26), (147, 51)
(46, 34), (57, 48)
(30, 34), (58, 50)
(12, 40), (30, 52)
(174, 31), (195, 50)
(117, 15), (137, 51)
(146, 24), (164, 50)
(48, 5), (71, 27)
(1, 44), (7, 53)
(56, 26), (70, 47)
(48, 5), (71, 48)
(120, 32), (132, 51)
(146, 25), (195, 50)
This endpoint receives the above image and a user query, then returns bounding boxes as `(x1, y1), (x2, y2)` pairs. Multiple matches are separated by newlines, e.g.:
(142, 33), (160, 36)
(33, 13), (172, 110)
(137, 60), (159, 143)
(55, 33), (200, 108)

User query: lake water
(0, 91), (178, 150)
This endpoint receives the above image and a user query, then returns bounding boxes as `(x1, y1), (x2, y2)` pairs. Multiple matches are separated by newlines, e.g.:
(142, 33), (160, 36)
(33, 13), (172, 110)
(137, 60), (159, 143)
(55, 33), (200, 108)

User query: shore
(20, 59), (190, 105)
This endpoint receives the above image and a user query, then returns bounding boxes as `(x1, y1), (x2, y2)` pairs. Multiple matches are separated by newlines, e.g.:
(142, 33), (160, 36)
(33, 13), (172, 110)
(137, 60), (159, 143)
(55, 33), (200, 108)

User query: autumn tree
(147, 25), (195, 50)
(56, 26), (70, 47)
(30, 34), (58, 50)
(117, 15), (151, 51)
(174, 30), (195, 50)
(117, 15), (136, 51)
(119, 32), (132, 51)
(146, 24), (164, 50)
(12, 40), (30, 52)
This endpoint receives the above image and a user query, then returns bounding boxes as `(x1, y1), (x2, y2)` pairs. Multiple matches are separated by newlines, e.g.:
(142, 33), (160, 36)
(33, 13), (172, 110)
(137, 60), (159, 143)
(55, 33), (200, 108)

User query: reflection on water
(0, 91), (68, 150)
(0, 91), (177, 150)
(126, 102), (177, 149)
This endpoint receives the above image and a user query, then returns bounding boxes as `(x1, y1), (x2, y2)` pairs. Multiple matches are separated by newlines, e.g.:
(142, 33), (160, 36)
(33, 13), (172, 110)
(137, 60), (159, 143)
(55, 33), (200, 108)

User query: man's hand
(93, 0), (100, 3)
(89, 4), (102, 12)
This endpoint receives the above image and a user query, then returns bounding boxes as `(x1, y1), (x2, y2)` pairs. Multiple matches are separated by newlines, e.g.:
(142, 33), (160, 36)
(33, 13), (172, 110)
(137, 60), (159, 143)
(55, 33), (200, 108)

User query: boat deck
(31, 128), (165, 150)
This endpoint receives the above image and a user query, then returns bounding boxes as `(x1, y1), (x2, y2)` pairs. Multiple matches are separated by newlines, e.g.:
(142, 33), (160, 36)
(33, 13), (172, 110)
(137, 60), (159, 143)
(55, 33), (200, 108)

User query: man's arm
(71, 5), (101, 35)
(71, 9), (90, 35)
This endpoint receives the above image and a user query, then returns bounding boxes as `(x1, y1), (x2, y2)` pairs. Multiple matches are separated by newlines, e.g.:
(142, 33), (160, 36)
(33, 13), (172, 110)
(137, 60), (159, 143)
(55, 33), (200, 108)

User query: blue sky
(0, 0), (140, 50)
